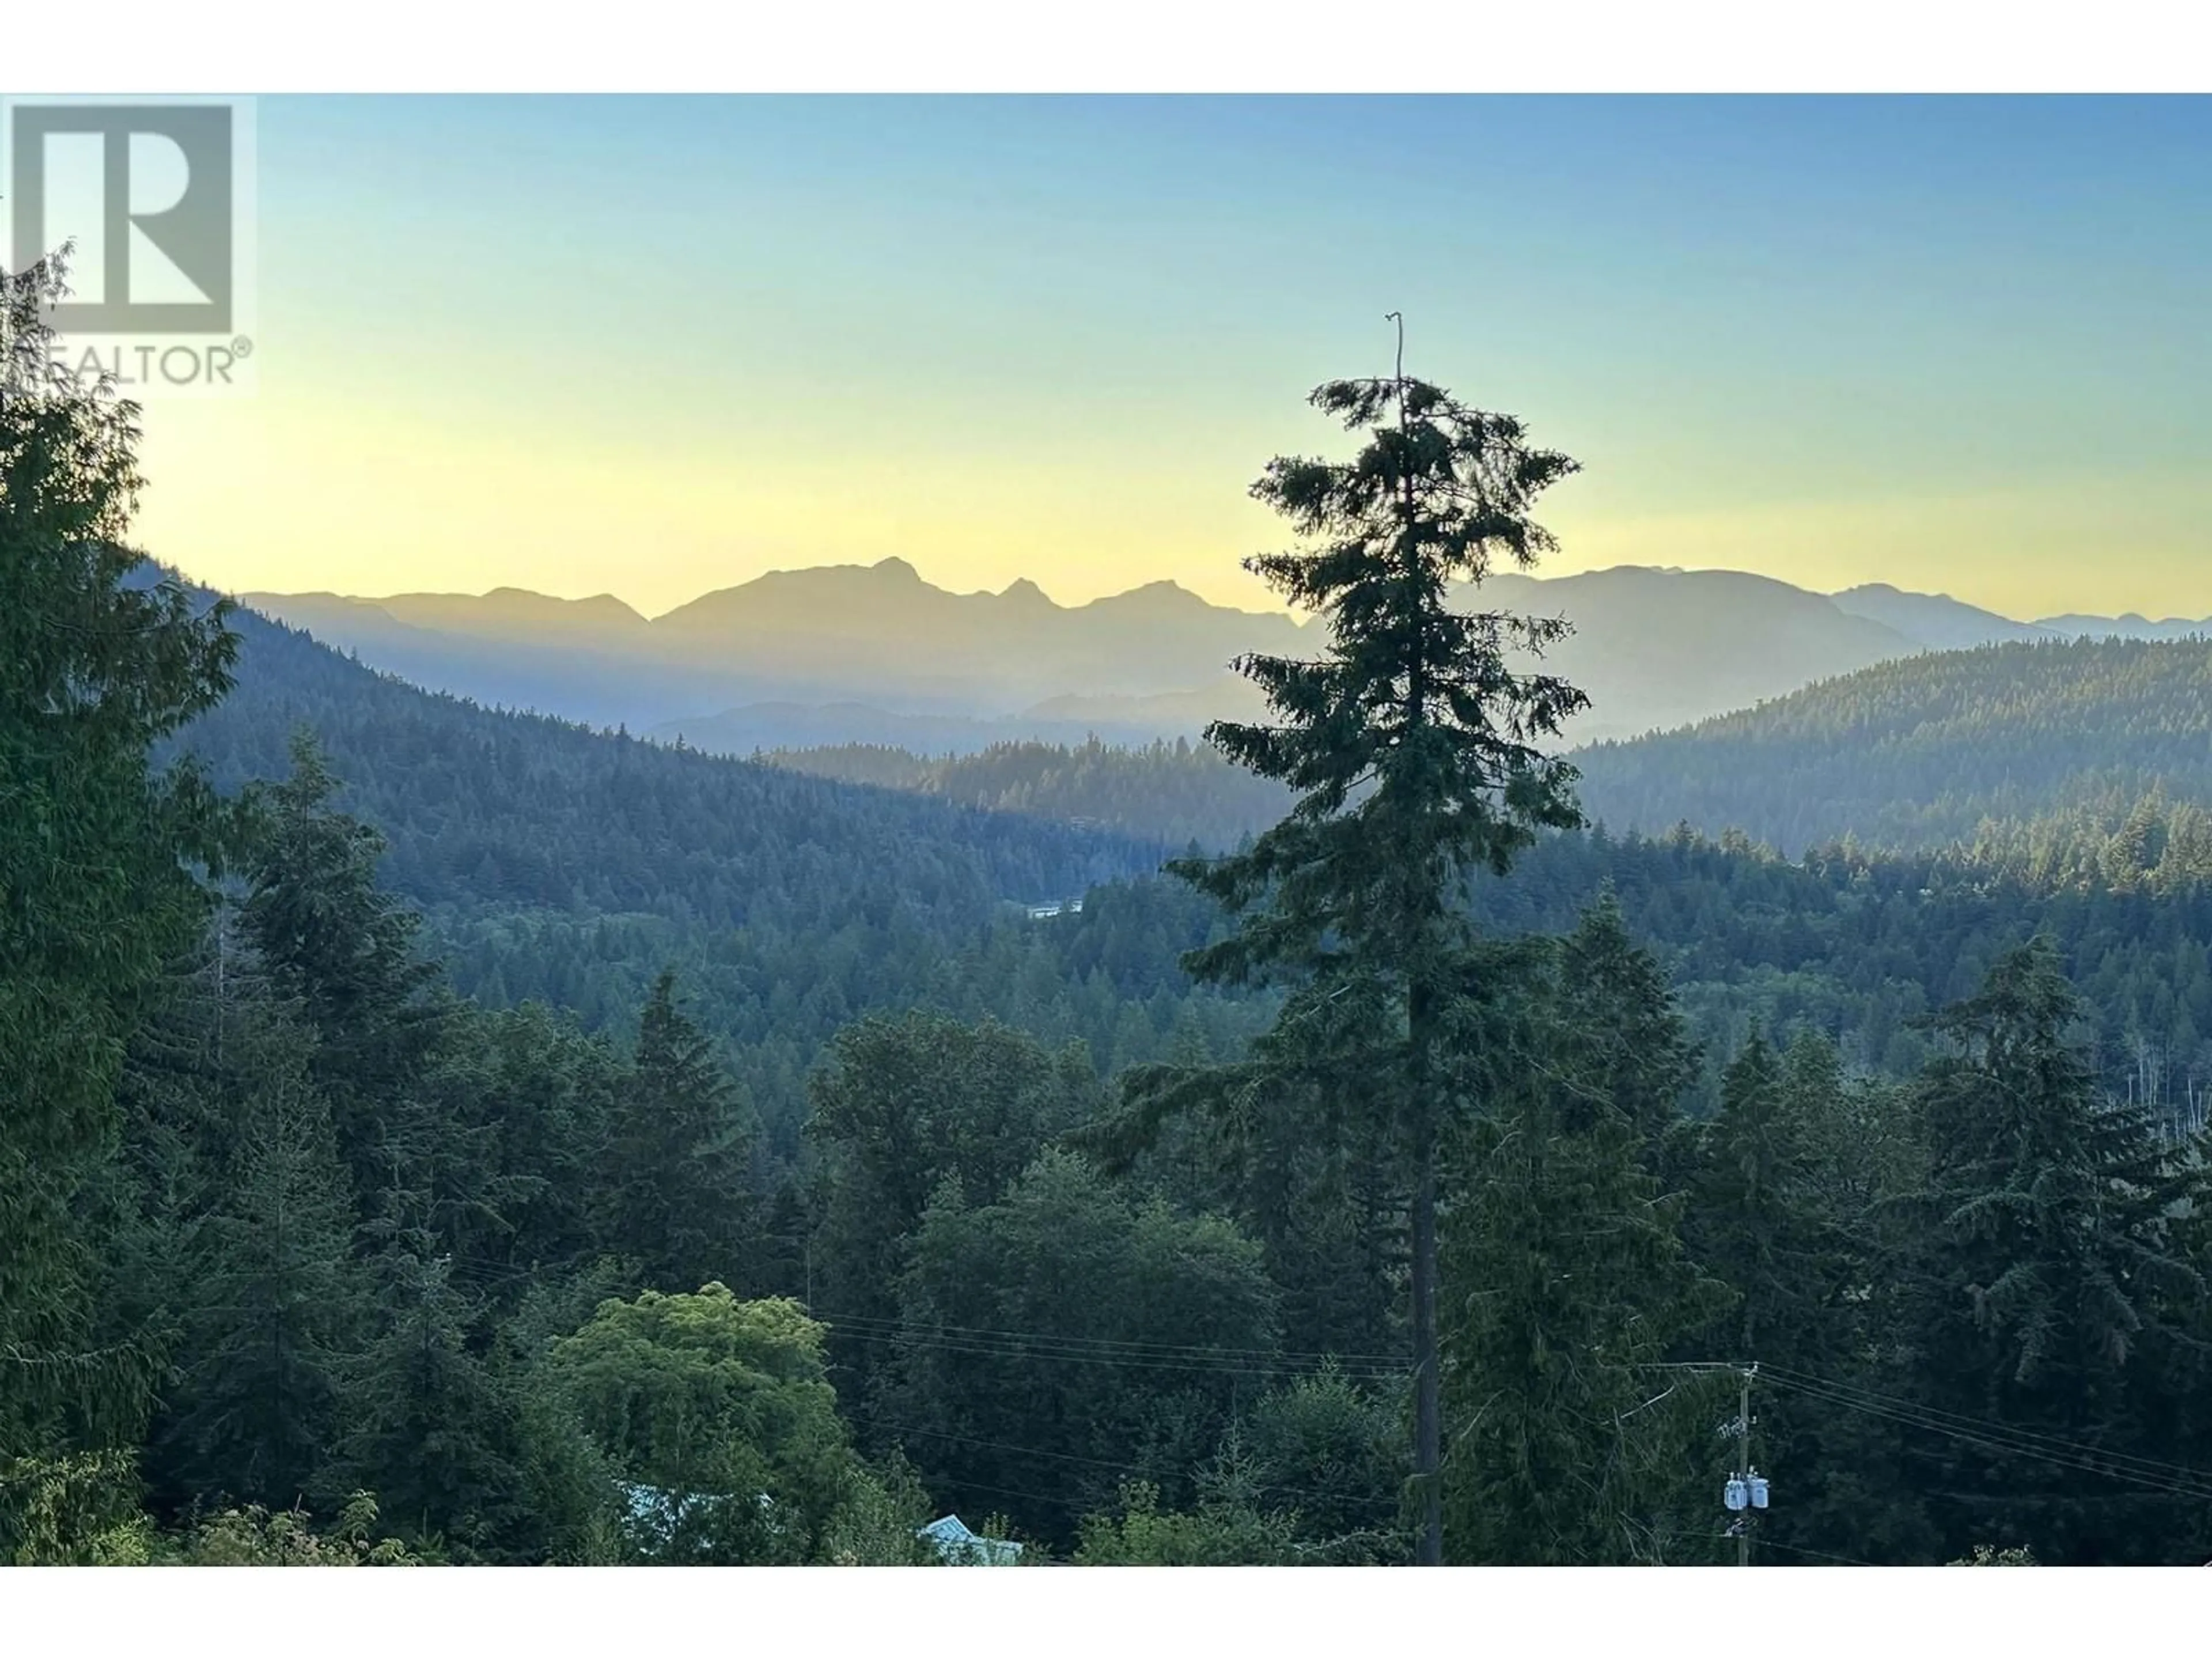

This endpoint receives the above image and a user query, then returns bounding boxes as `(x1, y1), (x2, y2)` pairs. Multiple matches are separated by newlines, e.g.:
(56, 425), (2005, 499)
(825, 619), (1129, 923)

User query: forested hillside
(166, 605), (1274, 1155)
(762, 638), (2212, 877)
(760, 737), (1293, 851)
(181, 604), (1154, 919)
(196, 609), (2212, 1142)
(1571, 637), (2212, 855)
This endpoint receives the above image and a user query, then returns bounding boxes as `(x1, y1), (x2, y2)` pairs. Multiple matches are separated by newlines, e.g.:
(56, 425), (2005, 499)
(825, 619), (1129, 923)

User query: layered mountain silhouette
(1827, 583), (2056, 649)
(238, 558), (2211, 755)
(2034, 611), (2212, 642)
(1471, 567), (1915, 740)
(244, 558), (1302, 738)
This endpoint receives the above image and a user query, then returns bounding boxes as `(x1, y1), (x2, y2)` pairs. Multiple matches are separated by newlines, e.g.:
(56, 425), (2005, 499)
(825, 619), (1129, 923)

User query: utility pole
(1719, 1362), (1767, 1566)
(1737, 1365), (1753, 1567)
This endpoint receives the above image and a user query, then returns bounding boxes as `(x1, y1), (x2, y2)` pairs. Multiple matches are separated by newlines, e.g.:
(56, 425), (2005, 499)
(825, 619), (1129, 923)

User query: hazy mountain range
(238, 559), (2211, 754)
(244, 560), (1288, 742)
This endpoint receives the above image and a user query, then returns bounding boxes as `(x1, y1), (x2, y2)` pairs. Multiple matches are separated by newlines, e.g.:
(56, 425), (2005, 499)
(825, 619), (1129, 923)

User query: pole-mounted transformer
(1721, 1363), (1768, 1563)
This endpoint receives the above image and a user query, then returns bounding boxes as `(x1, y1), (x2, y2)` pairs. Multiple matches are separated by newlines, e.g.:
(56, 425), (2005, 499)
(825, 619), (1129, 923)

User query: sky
(96, 95), (2212, 620)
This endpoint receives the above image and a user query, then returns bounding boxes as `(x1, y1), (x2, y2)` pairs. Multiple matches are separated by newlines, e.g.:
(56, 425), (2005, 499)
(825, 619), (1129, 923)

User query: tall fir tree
(1145, 339), (1588, 1560)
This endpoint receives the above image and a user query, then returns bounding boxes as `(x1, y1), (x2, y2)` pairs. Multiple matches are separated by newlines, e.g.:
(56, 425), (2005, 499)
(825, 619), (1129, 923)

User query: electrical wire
(813, 1307), (1404, 1368)
(827, 1324), (1408, 1384)
(1757, 1371), (2212, 1503)
(1722, 1533), (1872, 1567)
(818, 1314), (1409, 1383)
(1639, 1357), (2212, 1500)
(848, 1410), (1404, 1520)
(1756, 1361), (2212, 1490)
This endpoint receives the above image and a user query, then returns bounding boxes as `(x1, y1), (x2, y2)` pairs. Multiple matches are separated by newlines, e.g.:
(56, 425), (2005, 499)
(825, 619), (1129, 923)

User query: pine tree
(1552, 890), (1698, 1150)
(164, 1041), (363, 1512)
(1438, 919), (1728, 1564)
(1155, 341), (1588, 1561)
(1902, 938), (2207, 1562)
(99, 911), (257, 1406)
(108, 908), (372, 1522)
(239, 729), (447, 1196)
(1690, 1031), (1795, 1353)
(338, 1031), (532, 1551)
(336, 1240), (517, 1555)
(602, 969), (754, 1296)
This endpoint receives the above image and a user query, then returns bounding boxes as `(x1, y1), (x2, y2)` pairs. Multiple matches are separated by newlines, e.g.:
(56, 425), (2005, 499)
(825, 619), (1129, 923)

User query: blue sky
(130, 95), (2212, 618)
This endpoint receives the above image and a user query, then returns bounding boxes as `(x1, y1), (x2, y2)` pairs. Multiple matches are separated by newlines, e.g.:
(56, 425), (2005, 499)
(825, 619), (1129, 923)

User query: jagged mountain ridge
(246, 558), (1305, 729)
(241, 557), (2212, 755)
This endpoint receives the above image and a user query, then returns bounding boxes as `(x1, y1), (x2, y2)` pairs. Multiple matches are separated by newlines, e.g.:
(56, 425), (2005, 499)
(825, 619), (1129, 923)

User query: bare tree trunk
(1411, 1112), (1442, 1565)
(1391, 339), (1445, 1567)
(1407, 961), (1444, 1565)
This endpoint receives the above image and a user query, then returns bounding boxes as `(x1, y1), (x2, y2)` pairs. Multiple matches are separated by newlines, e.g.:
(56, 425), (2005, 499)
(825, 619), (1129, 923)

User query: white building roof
(919, 1514), (1023, 1565)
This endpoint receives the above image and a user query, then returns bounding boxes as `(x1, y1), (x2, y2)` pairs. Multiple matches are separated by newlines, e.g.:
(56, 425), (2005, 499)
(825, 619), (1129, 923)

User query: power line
(1756, 1361), (2212, 1489)
(1759, 1367), (2212, 1494)
(1645, 1354), (2212, 1500)
(849, 1410), (1403, 1520)
(1721, 1533), (1870, 1568)
(1756, 1370), (2212, 1504)
(814, 1307), (1404, 1367)
(827, 1323), (1408, 1384)
(818, 1315), (1408, 1383)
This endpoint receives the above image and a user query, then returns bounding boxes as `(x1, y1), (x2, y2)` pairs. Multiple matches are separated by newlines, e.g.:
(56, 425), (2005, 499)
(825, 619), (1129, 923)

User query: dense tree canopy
(0, 256), (237, 1554)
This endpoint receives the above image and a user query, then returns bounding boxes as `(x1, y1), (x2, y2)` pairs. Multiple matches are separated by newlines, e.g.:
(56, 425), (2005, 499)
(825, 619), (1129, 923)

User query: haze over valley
(240, 558), (2212, 756)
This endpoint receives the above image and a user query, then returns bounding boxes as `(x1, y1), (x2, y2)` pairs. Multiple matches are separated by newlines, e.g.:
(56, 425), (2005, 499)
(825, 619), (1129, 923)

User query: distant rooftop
(919, 1514), (1022, 1566)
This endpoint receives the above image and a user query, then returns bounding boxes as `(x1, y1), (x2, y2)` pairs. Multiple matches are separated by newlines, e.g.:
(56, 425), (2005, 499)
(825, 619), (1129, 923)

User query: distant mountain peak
(1086, 579), (1210, 615)
(1000, 577), (1053, 604)
(873, 556), (922, 581)
(2033, 610), (2212, 641)
(1826, 582), (2048, 652)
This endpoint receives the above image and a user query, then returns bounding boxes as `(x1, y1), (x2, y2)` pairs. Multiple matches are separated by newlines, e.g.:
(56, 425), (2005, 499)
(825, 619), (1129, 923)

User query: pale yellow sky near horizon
(134, 395), (2212, 624)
